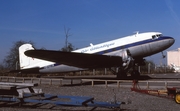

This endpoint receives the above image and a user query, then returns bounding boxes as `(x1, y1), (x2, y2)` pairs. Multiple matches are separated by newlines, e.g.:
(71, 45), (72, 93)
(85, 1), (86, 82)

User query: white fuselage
(35, 32), (174, 73)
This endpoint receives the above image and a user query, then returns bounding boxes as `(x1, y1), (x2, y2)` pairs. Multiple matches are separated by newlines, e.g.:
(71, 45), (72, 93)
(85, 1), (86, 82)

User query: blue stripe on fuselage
(96, 36), (171, 55)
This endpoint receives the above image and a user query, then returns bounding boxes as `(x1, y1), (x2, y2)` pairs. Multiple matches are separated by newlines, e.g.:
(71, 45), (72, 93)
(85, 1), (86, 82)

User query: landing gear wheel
(175, 92), (180, 104)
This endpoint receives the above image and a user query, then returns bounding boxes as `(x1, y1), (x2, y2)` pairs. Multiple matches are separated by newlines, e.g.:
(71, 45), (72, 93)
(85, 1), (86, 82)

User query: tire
(175, 92), (180, 104)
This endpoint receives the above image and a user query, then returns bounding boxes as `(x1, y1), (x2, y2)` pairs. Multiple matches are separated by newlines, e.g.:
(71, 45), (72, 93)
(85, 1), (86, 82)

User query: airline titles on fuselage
(80, 42), (115, 53)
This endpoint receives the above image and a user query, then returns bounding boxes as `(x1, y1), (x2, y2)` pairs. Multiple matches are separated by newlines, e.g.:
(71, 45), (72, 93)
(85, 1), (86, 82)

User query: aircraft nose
(168, 37), (175, 46)
(160, 36), (175, 50)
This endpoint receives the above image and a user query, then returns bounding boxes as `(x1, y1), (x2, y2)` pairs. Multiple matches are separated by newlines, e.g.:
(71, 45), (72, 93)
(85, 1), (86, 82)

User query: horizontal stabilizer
(25, 50), (123, 68)
(9, 67), (40, 74)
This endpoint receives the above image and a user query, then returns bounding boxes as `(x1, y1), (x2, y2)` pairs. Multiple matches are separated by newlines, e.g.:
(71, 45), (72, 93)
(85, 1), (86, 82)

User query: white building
(167, 48), (180, 66)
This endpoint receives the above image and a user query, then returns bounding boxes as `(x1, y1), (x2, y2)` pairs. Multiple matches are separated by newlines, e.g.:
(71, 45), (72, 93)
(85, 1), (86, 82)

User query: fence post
(105, 81), (108, 88)
(14, 77), (16, 82)
(147, 81), (149, 89)
(60, 79), (62, 86)
(93, 69), (95, 75)
(22, 78), (25, 83)
(39, 78), (41, 85)
(71, 79), (73, 85)
(50, 79), (52, 85)
(117, 81), (120, 88)
(165, 81), (167, 88)
(92, 80), (94, 87)
(80, 79), (82, 85)
(104, 68), (107, 75)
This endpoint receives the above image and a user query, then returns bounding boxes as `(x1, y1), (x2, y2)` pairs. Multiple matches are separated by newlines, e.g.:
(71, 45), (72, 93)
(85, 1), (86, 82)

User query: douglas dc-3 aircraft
(16, 32), (174, 78)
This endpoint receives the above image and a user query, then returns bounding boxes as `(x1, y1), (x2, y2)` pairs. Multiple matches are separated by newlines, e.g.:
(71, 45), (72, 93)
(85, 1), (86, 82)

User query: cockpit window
(156, 34), (162, 37)
(152, 35), (156, 39)
(152, 34), (162, 39)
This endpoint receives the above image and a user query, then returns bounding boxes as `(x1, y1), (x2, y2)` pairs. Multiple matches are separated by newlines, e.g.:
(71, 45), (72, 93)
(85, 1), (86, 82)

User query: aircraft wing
(25, 50), (123, 68)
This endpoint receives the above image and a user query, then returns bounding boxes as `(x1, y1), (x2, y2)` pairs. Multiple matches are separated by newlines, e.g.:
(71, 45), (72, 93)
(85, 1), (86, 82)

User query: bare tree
(65, 26), (72, 50)
(61, 26), (75, 52)
(61, 43), (75, 52)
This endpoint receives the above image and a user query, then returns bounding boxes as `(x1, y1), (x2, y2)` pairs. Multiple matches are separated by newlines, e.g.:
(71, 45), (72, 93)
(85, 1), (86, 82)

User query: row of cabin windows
(98, 47), (123, 54)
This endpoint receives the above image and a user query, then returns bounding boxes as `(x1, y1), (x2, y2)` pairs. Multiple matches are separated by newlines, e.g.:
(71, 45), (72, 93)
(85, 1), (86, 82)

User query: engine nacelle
(111, 49), (133, 70)
(112, 49), (129, 61)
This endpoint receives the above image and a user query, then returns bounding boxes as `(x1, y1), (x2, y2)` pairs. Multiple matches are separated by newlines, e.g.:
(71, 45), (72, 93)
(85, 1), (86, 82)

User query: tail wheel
(175, 92), (180, 104)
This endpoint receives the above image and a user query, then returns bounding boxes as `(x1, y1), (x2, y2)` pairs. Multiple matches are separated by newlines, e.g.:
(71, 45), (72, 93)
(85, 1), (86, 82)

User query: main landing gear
(110, 67), (140, 79)
(115, 60), (141, 79)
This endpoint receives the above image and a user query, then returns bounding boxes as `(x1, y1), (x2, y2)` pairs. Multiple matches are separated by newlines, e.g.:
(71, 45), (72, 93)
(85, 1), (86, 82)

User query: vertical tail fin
(19, 44), (36, 69)
(19, 44), (54, 69)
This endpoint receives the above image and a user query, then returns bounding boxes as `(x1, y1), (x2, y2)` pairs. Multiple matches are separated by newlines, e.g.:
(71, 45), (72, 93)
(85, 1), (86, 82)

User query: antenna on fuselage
(90, 43), (93, 46)
(134, 31), (139, 37)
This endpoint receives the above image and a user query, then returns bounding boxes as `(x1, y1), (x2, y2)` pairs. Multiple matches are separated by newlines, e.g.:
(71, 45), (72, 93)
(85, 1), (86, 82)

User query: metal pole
(138, 66), (141, 73)
(16, 61), (19, 70)
(104, 68), (107, 75)
(93, 69), (95, 75)
(148, 63), (151, 74)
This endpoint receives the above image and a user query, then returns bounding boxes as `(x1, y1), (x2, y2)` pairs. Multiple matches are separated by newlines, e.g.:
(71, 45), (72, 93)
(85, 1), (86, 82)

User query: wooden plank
(0, 82), (38, 86)
(0, 85), (16, 90)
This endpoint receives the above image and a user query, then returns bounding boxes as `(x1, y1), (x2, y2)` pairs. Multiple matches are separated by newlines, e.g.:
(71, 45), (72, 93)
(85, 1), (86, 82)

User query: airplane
(170, 63), (180, 73)
(15, 32), (175, 78)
